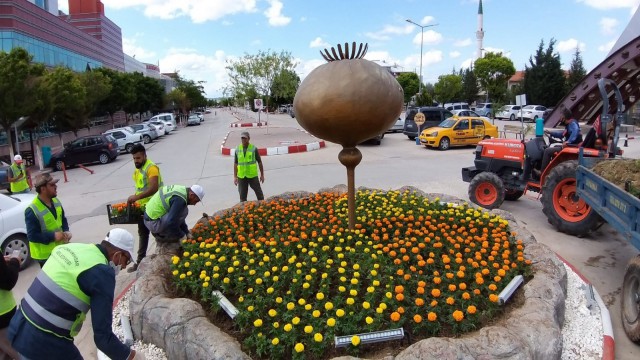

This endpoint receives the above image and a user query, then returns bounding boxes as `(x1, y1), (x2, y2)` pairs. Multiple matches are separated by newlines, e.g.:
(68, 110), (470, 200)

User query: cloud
(419, 16), (436, 25)
(412, 30), (443, 45)
(577, 0), (640, 10)
(450, 51), (461, 59)
(598, 40), (616, 52)
(160, 48), (231, 97)
(264, 0), (291, 26)
(309, 37), (330, 48)
(122, 36), (157, 61)
(600, 17), (619, 35)
(454, 38), (472, 47)
(481, 47), (510, 57)
(557, 38), (586, 52)
(365, 24), (413, 41)
(460, 58), (475, 70)
(295, 58), (326, 80)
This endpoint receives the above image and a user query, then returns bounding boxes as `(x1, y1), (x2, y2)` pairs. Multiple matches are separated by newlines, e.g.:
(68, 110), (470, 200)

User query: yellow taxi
(418, 116), (499, 150)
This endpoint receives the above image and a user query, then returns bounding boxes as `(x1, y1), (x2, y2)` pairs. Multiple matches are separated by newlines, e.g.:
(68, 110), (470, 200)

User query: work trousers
(238, 176), (264, 202)
(137, 215), (150, 263)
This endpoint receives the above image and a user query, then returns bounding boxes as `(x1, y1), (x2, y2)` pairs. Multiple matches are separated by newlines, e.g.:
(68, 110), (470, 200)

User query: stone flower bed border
(129, 185), (566, 360)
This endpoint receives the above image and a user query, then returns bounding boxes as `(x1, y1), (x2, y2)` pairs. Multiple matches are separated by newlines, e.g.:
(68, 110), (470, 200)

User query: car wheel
(125, 143), (134, 153)
(2, 234), (31, 270)
(509, 114), (515, 121)
(408, 136), (416, 140)
(99, 152), (110, 164)
(438, 137), (451, 150)
(143, 135), (151, 144)
(55, 160), (65, 171)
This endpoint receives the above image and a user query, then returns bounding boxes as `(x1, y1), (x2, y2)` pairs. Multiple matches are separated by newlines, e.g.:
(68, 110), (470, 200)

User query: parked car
(159, 120), (176, 133)
(48, 134), (119, 171)
(0, 165), (11, 192)
(403, 107), (454, 140)
(419, 116), (499, 150)
(451, 109), (491, 122)
(386, 114), (405, 133)
(543, 107), (554, 120)
(521, 105), (547, 122)
(144, 121), (166, 136)
(495, 105), (523, 121)
(187, 114), (201, 126)
(474, 103), (493, 118)
(444, 102), (470, 111)
(128, 124), (158, 144)
(103, 128), (143, 153)
(195, 112), (204, 122)
(0, 192), (37, 269)
(149, 113), (178, 130)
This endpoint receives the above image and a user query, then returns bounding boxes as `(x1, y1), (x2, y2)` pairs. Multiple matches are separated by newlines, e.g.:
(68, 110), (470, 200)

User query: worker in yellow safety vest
(126, 144), (162, 272)
(8, 154), (30, 194)
(233, 131), (265, 202)
(25, 173), (71, 267)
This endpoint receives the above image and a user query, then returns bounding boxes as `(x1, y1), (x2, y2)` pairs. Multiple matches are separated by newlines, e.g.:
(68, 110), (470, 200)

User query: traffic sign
(414, 112), (425, 126)
(254, 98), (263, 109)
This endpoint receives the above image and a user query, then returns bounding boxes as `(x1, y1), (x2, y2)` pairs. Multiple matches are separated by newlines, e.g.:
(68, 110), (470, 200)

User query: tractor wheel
(622, 255), (640, 343)
(541, 160), (602, 236)
(504, 188), (524, 201)
(468, 172), (505, 209)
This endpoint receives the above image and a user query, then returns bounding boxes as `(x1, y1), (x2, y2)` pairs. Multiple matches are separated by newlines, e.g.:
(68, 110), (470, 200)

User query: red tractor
(461, 79), (623, 237)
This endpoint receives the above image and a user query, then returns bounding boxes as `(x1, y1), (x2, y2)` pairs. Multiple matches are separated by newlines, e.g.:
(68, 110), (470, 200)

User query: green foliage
(48, 67), (87, 135)
(167, 89), (189, 113)
(396, 72), (420, 104)
(270, 69), (300, 105)
(80, 70), (112, 119)
(123, 72), (165, 118)
(434, 74), (463, 106)
(523, 39), (566, 107)
(174, 72), (207, 111)
(461, 68), (479, 105)
(474, 52), (515, 103)
(565, 47), (587, 93)
(95, 68), (135, 122)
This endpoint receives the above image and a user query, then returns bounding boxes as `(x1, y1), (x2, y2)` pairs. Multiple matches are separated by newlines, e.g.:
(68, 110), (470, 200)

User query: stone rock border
(129, 185), (567, 360)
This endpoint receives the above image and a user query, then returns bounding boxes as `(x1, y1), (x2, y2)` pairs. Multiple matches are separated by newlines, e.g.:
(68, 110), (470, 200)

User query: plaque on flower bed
(107, 202), (143, 225)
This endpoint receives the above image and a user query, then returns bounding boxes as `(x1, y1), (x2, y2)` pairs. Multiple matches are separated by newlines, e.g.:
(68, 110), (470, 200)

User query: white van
(149, 113), (177, 133)
(444, 102), (470, 111)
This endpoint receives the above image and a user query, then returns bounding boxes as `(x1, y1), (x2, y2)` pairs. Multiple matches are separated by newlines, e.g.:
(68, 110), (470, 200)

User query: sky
(58, 0), (640, 98)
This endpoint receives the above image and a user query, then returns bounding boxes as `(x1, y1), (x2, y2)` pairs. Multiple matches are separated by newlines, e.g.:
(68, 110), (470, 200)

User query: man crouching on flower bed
(8, 229), (146, 360)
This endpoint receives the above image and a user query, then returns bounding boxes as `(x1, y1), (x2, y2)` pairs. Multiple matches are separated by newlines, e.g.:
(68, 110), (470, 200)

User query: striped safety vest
(236, 144), (258, 178)
(28, 197), (63, 260)
(133, 159), (163, 206)
(20, 243), (107, 339)
(144, 185), (188, 220)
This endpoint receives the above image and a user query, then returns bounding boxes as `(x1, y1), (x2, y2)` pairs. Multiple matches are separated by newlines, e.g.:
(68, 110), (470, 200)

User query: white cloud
(598, 40), (616, 52)
(309, 37), (330, 48)
(577, 0), (640, 10)
(365, 24), (413, 41)
(96, 0), (259, 23)
(557, 38), (586, 52)
(454, 38), (472, 47)
(419, 16), (435, 25)
(122, 36), (157, 61)
(295, 58), (326, 80)
(264, 0), (291, 27)
(600, 17), (619, 35)
(450, 51), (461, 59)
(412, 30), (442, 45)
(160, 49), (231, 97)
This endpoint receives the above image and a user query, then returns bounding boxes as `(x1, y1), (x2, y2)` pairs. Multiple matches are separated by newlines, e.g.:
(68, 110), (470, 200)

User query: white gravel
(561, 262), (604, 360)
(107, 263), (606, 360)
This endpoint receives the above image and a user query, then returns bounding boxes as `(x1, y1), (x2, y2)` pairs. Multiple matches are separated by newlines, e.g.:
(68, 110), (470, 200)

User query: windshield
(499, 106), (511, 111)
(523, 105), (535, 110)
(438, 119), (457, 128)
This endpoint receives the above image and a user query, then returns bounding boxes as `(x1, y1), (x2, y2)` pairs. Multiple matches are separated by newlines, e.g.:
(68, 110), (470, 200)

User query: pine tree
(461, 67), (479, 105)
(565, 47), (587, 93)
(522, 39), (565, 107)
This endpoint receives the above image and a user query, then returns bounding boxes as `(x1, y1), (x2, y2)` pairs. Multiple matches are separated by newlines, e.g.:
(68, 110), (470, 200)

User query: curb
(555, 253), (615, 360)
(220, 129), (327, 156)
(113, 278), (137, 308)
(230, 122), (268, 128)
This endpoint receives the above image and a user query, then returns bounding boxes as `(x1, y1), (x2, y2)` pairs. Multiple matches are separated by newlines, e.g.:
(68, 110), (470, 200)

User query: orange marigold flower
(446, 297), (455, 305)
(417, 280), (426, 288)
(427, 312), (437, 321)
(397, 306), (405, 314)
(488, 284), (497, 291)
(390, 312), (401, 322)
(431, 289), (441, 298)
(476, 277), (484, 285)
(395, 293), (404, 302)
(395, 285), (404, 294)
(467, 305), (477, 314)
(448, 284), (457, 292)
(415, 298), (425, 306)
(452, 310), (464, 322)
(413, 314), (422, 323)
(416, 286), (425, 295)
(462, 292), (471, 300)
(433, 277), (441, 284)
(489, 294), (499, 303)
(459, 283), (467, 290)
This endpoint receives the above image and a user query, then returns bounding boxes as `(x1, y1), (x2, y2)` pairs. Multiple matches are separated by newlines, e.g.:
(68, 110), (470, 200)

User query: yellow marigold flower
(313, 310), (321, 318)
(184, 262), (190, 268)
(303, 282), (310, 289)
(254, 319), (263, 327)
(350, 289), (358, 296)
(304, 304), (312, 310)
(370, 269), (377, 276)
(298, 298), (306, 306)
(427, 312), (437, 321)
(268, 309), (277, 317)
(287, 302), (295, 310)
(256, 278), (263, 285)
(336, 309), (345, 317)
(316, 292), (325, 300)
(284, 323), (292, 332)
(325, 302), (334, 311)
(366, 316), (374, 325)
(179, 273), (186, 279)
(275, 297), (283, 304)
(247, 305), (254, 312)
(182, 252), (189, 257)
(351, 335), (361, 346)
(386, 292), (393, 299)
(327, 318), (336, 327)
(351, 278), (358, 285)
(172, 256), (180, 265)
(314, 333), (323, 342)
(362, 301), (371, 309)
(294, 343), (304, 353)
(452, 310), (464, 322)
(346, 298), (355, 305)
(202, 282), (209, 288)
(172, 270), (179, 276)
(272, 322), (279, 328)
(339, 286), (346, 292)
(272, 338), (279, 345)
(304, 325), (313, 333)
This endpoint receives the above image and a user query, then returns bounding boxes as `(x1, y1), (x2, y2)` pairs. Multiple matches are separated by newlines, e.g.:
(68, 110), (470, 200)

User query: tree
(474, 52), (515, 103)
(396, 72), (420, 104)
(270, 69), (300, 106)
(461, 67), (479, 105)
(173, 72), (207, 112)
(226, 50), (298, 110)
(523, 39), (565, 107)
(48, 67), (87, 135)
(434, 74), (463, 106)
(95, 68), (135, 124)
(0, 48), (43, 156)
(167, 88), (189, 114)
(23, 67), (54, 169)
(123, 72), (165, 120)
(80, 70), (112, 120)
(565, 47), (587, 93)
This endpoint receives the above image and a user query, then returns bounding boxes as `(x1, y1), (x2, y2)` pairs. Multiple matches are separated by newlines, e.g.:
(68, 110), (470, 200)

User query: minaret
(476, 0), (484, 59)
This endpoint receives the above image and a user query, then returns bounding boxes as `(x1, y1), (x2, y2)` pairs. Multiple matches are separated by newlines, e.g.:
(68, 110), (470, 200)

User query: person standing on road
(143, 184), (204, 253)
(8, 228), (145, 360)
(234, 131), (264, 202)
(540, 108), (583, 173)
(0, 252), (20, 360)
(126, 144), (162, 272)
(7, 155), (30, 194)
(25, 173), (71, 268)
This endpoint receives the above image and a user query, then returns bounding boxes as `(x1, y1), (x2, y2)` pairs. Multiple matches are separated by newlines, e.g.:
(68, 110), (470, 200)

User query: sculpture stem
(338, 147), (362, 230)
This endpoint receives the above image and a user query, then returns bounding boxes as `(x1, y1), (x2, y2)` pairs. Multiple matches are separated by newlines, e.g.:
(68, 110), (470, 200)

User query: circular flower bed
(170, 189), (532, 359)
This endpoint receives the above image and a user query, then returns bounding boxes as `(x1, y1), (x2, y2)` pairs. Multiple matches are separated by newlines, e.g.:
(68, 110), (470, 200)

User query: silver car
(128, 124), (158, 144)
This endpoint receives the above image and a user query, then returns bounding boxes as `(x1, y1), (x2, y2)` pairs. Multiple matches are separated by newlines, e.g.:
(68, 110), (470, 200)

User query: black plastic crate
(106, 204), (141, 225)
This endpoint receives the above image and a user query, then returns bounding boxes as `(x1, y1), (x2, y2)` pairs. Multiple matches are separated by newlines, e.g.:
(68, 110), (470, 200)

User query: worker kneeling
(8, 228), (146, 360)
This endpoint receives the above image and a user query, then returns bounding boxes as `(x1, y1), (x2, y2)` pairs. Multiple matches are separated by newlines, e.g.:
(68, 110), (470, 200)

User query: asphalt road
(11, 109), (640, 359)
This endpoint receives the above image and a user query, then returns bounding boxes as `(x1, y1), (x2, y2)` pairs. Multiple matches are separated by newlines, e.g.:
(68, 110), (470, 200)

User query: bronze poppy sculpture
(293, 42), (404, 228)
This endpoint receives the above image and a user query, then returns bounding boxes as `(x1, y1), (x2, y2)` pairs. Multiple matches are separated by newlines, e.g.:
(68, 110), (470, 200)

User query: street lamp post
(406, 19), (438, 97)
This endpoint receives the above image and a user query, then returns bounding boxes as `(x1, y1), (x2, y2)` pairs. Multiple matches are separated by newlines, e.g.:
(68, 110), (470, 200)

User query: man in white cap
(7, 154), (30, 194)
(143, 184), (204, 248)
(8, 228), (145, 360)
